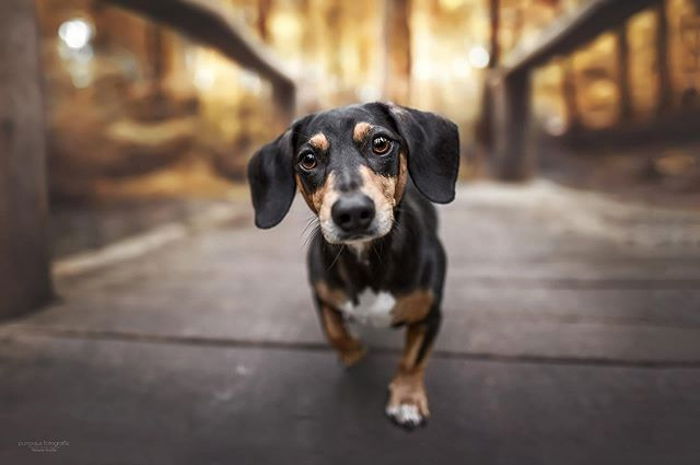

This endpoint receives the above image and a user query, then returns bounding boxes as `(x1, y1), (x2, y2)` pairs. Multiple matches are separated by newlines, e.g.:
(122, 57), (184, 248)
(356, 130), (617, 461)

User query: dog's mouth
(319, 214), (394, 245)
(335, 231), (379, 243)
(343, 232), (374, 240)
(322, 230), (383, 245)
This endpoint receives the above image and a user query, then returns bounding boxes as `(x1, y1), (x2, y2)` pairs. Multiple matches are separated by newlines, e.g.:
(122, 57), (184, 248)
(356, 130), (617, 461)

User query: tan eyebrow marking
(353, 122), (372, 143)
(308, 133), (329, 151)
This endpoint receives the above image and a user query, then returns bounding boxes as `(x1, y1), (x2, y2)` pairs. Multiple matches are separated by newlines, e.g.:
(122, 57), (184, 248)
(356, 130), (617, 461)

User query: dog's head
(247, 102), (460, 244)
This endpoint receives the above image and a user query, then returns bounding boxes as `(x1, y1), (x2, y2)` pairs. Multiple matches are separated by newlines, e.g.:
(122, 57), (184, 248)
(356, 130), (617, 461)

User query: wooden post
(488, 0), (501, 66)
(0, 0), (52, 318)
(491, 70), (533, 181)
(475, 0), (500, 150)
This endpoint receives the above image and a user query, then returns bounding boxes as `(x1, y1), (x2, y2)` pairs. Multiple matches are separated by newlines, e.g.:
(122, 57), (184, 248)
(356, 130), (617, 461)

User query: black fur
(247, 130), (295, 229)
(377, 103), (460, 204)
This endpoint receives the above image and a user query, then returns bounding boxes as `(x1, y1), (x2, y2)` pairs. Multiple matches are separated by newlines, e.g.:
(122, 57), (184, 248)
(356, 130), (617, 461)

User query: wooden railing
(489, 0), (662, 180)
(105, 0), (296, 121)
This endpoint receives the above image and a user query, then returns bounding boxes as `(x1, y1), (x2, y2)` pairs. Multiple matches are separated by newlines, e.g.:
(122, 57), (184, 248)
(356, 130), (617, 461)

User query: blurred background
(30, 0), (700, 257)
(1, 0), (700, 463)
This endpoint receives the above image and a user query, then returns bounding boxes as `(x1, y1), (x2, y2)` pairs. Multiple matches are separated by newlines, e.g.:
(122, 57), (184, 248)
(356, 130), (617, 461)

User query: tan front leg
(319, 304), (366, 367)
(386, 323), (433, 428)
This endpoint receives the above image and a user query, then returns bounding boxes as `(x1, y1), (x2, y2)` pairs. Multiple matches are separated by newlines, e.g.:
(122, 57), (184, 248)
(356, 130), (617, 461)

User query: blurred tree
(256, 0), (272, 41)
(655, 1), (672, 116)
(615, 22), (633, 122)
(382, 0), (411, 103)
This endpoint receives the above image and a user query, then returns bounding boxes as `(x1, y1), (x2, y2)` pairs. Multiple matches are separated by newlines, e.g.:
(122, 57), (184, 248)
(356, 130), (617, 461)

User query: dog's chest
(340, 288), (396, 328)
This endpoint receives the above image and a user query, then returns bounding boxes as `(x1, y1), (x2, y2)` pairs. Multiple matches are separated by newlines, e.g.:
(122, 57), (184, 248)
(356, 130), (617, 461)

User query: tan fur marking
(297, 172), (336, 215)
(311, 181), (327, 213)
(315, 280), (348, 309)
(318, 172), (340, 228)
(387, 325), (430, 417)
(391, 290), (434, 325)
(295, 173), (316, 212)
(394, 151), (409, 204)
(400, 324), (426, 370)
(309, 133), (329, 151)
(320, 304), (366, 366)
(359, 165), (397, 210)
(353, 122), (372, 143)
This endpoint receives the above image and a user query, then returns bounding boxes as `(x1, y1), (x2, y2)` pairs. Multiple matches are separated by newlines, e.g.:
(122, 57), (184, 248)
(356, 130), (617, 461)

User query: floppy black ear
(247, 130), (295, 229)
(380, 103), (460, 204)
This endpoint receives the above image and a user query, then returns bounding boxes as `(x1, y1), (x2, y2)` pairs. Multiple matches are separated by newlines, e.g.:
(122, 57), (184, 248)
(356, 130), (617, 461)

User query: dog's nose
(331, 194), (375, 234)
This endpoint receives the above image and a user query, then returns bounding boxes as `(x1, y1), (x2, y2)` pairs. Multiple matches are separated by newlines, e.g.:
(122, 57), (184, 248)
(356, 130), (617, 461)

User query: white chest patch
(341, 288), (396, 328)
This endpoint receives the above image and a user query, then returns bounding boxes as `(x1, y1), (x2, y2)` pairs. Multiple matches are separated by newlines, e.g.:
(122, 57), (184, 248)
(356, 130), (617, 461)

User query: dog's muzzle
(331, 193), (376, 237)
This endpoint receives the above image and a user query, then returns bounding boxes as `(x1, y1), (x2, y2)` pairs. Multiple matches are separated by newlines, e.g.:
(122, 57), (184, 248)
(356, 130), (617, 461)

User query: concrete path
(2, 181), (700, 464)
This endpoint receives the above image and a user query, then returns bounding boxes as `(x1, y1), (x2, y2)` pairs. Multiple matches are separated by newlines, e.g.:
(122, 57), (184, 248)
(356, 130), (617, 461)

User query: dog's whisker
(301, 214), (319, 232)
(371, 243), (383, 265)
(326, 244), (345, 271)
(301, 217), (319, 237)
(302, 225), (321, 248)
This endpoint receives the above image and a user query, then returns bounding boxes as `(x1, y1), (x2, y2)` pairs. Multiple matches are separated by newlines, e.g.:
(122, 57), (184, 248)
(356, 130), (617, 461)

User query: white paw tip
(386, 404), (423, 427)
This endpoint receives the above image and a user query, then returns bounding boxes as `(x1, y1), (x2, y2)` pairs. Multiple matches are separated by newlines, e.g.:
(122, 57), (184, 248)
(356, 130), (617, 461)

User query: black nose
(331, 194), (375, 234)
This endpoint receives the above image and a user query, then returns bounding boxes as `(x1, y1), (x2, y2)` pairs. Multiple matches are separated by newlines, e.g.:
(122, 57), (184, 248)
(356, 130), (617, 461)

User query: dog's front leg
(318, 304), (366, 367)
(386, 315), (440, 428)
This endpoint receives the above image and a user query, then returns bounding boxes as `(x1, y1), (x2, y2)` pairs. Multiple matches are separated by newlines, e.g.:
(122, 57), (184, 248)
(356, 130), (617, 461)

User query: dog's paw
(385, 375), (429, 429)
(338, 345), (366, 367)
(385, 403), (426, 429)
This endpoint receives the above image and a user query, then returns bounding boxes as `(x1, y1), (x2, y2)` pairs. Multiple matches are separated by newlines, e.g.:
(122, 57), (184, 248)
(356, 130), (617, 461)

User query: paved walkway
(1, 181), (699, 464)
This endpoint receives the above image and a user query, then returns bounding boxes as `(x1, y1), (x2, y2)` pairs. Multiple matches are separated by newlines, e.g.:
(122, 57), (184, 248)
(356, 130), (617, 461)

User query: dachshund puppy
(248, 102), (460, 428)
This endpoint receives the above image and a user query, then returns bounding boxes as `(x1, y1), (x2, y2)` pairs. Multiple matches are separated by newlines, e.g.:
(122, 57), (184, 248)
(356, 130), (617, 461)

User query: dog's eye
(371, 136), (392, 155)
(299, 152), (318, 171)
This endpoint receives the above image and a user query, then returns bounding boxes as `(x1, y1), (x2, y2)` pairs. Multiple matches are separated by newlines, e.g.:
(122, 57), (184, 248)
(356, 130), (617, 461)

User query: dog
(247, 102), (459, 428)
